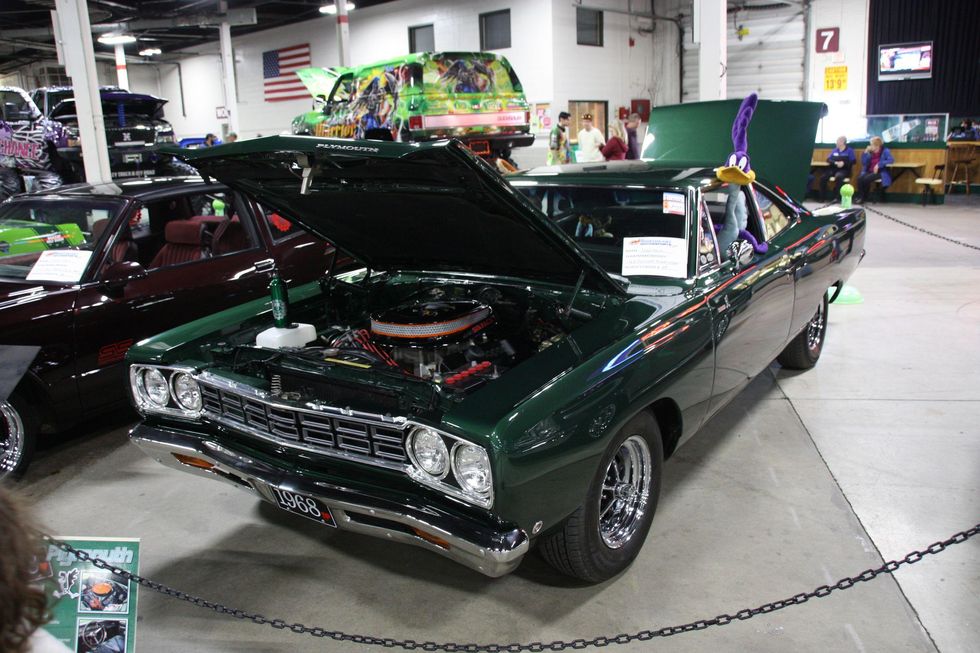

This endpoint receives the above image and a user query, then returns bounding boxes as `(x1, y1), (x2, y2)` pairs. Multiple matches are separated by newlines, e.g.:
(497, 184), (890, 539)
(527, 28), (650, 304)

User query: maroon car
(0, 176), (334, 477)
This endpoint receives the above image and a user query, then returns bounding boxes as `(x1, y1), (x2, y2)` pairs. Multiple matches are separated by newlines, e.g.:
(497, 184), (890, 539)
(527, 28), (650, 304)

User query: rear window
(517, 185), (690, 279)
(0, 199), (124, 281)
(424, 56), (522, 94)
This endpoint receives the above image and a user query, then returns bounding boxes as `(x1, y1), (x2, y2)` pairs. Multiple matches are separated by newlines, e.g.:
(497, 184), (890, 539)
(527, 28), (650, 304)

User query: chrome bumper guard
(131, 424), (528, 578)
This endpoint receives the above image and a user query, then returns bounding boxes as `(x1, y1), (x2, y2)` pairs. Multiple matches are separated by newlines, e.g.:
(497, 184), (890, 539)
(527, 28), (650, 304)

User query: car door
(703, 184), (796, 415)
(72, 189), (282, 414)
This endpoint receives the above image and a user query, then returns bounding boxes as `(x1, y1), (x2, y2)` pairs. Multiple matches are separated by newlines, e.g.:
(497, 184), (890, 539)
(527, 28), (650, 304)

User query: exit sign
(816, 28), (840, 53)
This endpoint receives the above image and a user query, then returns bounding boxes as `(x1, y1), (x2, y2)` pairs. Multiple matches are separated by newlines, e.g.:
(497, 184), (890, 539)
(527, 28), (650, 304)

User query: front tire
(777, 293), (829, 370)
(1, 393), (38, 479)
(539, 411), (664, 582)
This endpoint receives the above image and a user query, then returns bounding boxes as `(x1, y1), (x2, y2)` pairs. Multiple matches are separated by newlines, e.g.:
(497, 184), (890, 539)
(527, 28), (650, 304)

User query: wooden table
(888, 162), (924, 185)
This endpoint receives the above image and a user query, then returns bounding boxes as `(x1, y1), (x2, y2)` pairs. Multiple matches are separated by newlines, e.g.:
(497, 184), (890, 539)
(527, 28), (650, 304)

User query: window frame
(576, 7), (604, 47)
(695, 192), (721, 276)
(408, 24), (435, 53)
(748, 182), (797, 242)
(479, 9), (512, 51)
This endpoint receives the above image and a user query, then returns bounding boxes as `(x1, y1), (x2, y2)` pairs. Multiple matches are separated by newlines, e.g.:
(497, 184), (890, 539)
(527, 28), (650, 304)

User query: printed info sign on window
(622, 237), (687, 278)
(33, 537), (140, 652)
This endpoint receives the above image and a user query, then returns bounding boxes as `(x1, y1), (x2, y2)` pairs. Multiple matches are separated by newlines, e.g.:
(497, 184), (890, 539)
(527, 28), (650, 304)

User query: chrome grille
(200, 384), (408, 465)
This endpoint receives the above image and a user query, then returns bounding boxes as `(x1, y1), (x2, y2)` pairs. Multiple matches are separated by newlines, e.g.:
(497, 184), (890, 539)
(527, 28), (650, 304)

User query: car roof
(510, 160), (720, 188)
(24, 176), (220, 200)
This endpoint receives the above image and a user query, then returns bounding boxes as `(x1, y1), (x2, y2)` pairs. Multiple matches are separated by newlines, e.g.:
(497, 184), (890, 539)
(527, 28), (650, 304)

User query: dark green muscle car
(128, 133), (865, 581)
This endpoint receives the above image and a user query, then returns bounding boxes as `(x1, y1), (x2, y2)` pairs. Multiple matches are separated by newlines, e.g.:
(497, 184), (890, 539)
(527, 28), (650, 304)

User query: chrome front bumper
(131, 424), (528, 577)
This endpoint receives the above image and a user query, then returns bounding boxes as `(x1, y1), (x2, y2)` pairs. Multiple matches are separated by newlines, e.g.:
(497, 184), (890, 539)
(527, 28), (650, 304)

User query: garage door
(681, 2), (805, 102)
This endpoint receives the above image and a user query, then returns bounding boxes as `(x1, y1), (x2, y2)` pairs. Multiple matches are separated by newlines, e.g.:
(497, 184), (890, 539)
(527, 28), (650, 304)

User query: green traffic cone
(833, 284), (864, 305)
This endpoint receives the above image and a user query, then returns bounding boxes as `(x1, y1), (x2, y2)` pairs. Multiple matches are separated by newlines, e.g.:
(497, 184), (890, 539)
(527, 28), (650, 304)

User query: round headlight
(453, 444), (491, 496)
(172, 373), (202, 411)
(409, 428), (449, 478)
(142, 368), (170, 407)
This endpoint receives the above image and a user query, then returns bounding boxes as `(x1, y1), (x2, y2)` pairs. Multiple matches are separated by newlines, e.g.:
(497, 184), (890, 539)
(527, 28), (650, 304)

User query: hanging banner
(33, 537), (141, 653)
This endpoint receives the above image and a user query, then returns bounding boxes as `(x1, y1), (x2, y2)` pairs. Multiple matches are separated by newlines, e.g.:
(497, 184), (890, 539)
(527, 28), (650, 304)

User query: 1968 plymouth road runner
(129, 135), (865, 581)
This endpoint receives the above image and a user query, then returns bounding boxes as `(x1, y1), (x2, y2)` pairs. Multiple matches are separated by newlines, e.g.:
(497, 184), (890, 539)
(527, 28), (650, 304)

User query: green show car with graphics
(128, 118), (864, 581)
(291, 52), (533, 160)
(0, 219), (84, 256)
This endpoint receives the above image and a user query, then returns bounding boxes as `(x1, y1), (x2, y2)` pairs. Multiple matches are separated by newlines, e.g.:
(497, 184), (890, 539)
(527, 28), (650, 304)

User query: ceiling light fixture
(139, 47), (162, 56)
(319, 2), (356, 15)
(98, 33), (137, 45)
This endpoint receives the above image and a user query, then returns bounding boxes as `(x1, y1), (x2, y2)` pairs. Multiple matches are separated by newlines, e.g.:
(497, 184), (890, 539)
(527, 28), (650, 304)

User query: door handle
(254, 258), (275, 273)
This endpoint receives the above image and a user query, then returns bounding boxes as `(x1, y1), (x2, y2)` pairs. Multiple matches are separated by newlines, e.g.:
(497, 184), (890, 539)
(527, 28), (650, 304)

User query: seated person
(820, 136), (856, 201)
(856, 136), (894, 203)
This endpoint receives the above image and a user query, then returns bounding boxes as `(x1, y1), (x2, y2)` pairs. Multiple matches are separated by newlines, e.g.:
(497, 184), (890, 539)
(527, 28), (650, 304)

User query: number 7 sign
(816, 28), (839, 53)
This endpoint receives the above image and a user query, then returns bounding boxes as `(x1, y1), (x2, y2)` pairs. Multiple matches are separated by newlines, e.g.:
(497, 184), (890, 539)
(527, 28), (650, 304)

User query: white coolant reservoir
(255, 323), (316, 349)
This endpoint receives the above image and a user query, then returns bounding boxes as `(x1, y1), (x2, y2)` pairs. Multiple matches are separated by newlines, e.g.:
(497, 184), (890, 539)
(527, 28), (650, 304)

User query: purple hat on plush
(716, 93), (758, 185)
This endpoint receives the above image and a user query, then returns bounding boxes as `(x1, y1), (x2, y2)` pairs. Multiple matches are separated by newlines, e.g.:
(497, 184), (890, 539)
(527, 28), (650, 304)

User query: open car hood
(296, 67), (345, 100)
(168, 137), (625, 295)
(641, 99), (827, 201)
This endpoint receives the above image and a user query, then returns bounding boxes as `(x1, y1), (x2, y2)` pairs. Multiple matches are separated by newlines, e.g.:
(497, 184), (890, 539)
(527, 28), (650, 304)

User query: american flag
(263, 44), (312, 102)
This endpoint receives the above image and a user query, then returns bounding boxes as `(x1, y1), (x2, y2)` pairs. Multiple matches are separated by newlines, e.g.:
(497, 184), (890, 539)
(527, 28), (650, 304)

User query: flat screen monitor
(878, 42), (933, 81)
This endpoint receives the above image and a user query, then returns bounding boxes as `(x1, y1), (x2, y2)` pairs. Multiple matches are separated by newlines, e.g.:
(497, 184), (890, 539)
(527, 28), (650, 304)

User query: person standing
(856, 136), (894, 203)
(547, 111), (571, 165)
(225, 132), (238, 143)
(820, 136), (856, 200)
(601, 121), (628, 161)
(576, 113), (605, 162)
(625, 112), (642, 160)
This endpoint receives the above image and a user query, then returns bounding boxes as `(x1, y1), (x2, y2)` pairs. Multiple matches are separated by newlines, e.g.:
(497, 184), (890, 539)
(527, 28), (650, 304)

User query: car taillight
(408, 115), (423, 130)
(524, 111), (530, 124)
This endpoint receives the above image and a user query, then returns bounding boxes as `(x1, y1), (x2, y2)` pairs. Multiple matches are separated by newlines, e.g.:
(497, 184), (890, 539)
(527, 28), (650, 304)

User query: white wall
(550, 0), (657, 120)
(806, 0), (870, 142)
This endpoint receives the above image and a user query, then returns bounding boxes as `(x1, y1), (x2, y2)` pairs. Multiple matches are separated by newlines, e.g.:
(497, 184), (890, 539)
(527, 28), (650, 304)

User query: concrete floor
(15, 201), (980, 652)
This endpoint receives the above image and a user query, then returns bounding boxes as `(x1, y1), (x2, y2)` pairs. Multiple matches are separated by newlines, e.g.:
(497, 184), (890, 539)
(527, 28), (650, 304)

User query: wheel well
(648, 398), (682, 459)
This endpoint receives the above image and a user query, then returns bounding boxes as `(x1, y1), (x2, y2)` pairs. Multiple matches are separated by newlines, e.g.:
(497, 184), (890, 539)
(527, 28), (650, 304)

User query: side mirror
(101, 260), (147, 291)
(726, 240), (755, 271)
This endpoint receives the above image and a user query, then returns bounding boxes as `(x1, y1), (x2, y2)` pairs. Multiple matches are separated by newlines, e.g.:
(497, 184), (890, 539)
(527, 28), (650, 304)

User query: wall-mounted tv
(878, 42), (933, 81)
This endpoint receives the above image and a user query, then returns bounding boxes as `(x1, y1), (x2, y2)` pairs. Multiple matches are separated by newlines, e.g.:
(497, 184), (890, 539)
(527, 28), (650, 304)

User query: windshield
(0, 199), (125, 282)
(516, 185), (690, 279)
(0, 90), (39, 122)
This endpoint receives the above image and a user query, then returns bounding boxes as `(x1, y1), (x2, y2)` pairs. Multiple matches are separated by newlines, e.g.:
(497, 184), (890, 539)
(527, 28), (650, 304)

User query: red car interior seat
(92, 218), (137, 263)
(149, 220), (208, 268)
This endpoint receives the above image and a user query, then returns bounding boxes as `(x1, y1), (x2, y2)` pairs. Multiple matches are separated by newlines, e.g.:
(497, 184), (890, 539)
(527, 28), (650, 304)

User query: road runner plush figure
(716, 93), (758, 185)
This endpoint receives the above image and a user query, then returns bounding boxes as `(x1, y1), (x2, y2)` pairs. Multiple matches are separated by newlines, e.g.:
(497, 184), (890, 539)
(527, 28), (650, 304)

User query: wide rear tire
(777, 293), (829, 370)
(539, 411), (663, 583)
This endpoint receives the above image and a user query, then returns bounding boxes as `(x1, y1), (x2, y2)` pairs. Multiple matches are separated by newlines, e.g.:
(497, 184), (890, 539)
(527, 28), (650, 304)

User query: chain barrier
(862, 204), (980, 252)
(39, 523), (979, 651)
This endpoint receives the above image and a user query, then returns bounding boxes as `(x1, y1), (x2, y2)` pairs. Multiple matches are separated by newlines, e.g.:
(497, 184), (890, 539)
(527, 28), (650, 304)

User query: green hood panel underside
(641, 99), (827, 201)
(167, 137), (623, 296)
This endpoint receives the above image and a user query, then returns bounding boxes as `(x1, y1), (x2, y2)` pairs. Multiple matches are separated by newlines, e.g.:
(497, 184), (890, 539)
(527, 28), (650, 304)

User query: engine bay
(209, 273), (602, 415)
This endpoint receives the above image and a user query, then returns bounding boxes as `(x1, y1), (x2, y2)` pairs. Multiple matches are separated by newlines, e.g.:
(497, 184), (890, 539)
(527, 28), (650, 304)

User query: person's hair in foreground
(0, 485), (49, 653)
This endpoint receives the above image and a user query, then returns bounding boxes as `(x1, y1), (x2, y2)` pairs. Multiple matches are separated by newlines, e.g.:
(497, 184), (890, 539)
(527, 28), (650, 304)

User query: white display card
(662, 192), (686, 215)
(26, 249), (92, 283)
(621, 237), (688, 278)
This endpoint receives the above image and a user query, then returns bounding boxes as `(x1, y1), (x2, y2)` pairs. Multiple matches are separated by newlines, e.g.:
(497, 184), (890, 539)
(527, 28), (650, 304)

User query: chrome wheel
(0, 400), (25, 476)
(597, 435), (653, 549)
(806, 300), (826, 351)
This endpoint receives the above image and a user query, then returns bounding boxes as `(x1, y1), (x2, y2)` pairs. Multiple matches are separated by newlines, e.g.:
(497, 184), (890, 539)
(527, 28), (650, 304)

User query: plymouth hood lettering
(167, 137), (625, 295)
